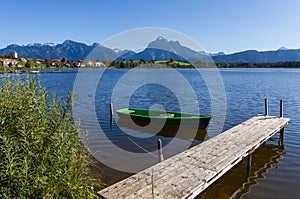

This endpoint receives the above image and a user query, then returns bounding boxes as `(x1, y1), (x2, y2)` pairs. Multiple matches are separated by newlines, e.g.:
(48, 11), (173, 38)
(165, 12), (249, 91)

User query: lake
(31, 68), (300, 198)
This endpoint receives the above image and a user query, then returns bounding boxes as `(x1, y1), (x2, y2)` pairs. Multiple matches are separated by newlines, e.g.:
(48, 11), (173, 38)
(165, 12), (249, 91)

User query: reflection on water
(197, 137), (286, 199)
(117, 118), (208, 141)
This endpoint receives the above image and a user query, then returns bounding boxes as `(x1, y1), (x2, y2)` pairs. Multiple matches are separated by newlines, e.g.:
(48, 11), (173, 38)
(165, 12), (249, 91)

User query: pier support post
(247, 148), (255, 177)
(279, 128), (284, 146)
(109, 103), (114, 126)
(247, 154), (252, 177)
(157, 139), (164, 162)
(279, 100), (285, 146)
(265, 98), (268, 116)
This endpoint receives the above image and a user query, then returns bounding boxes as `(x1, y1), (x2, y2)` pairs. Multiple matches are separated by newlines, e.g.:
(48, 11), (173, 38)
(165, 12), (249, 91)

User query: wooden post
(280, 100), (283, 118)
(157, 139), (164, 162)
(279, 128), (284, 146)
(109, 103), (114, 125)
(279, 100), (285, 146)
(265, 98), (268, 116)
(247, 154), (252, 177)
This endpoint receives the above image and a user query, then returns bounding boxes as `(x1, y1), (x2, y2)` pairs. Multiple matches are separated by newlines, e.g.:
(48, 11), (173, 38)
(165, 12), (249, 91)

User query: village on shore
(0, 51), (108, 74)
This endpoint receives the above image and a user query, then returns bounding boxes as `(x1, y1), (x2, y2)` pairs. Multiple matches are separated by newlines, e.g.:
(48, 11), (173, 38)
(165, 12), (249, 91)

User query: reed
(0, 77), (100, 198)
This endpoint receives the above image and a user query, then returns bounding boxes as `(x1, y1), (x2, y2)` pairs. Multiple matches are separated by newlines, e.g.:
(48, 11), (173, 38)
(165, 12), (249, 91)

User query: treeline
(216, 61), (300, 68)
(109, 60), (140, 68)
(110, 60), (300, 68)
(109, 58), (193, 68)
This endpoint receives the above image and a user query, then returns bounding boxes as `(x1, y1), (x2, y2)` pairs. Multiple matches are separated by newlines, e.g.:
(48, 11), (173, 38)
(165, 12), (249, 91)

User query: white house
(81, 60), (105, 67)
(20, 58), (27, 62)
(2, 59), (18, 67)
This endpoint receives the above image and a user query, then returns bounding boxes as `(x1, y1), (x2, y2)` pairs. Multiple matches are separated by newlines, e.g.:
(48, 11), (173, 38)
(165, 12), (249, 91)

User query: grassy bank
(0, 77), (101, 198)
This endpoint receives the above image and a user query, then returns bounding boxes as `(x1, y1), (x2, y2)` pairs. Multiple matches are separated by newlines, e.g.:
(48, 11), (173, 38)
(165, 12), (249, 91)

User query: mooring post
(280, 100), (283, 118)
(157, 139), (164, 162)
(265, 98), (268, 116)
(109, 103), (114, 126)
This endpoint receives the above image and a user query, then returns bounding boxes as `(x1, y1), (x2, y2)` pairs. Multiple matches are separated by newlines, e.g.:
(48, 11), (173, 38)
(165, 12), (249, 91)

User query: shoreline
(1, 67), (300, 75)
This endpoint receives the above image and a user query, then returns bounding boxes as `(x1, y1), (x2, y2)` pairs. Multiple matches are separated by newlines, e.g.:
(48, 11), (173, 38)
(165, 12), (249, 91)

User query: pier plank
(98, 115), (290, 199)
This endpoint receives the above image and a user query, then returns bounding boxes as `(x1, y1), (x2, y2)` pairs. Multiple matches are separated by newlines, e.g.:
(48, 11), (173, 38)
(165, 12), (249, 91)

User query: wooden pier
(98, 114), (289, 198)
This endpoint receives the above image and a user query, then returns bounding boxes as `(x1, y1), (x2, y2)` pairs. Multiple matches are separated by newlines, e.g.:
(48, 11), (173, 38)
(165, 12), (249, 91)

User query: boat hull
(116, 108), (211, 129)
(117, 117), (208, 141)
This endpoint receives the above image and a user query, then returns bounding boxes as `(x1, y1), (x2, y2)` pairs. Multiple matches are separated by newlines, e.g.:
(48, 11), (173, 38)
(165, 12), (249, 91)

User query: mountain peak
(92, 42), (100, 47)
(7, 44), (20, 48)
(113, 48), (122, 54)
(156, 36), (167, 41)
(62, 39), (74, 44)
(278, 47), (288, 51)
(210, 52), (226, 57)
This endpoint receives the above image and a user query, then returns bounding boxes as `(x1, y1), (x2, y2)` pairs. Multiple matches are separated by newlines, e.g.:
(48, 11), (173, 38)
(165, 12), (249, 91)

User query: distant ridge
(0, 40), (94, 60)
(212, 49), (300, 63)
(1, 39), (300, 63)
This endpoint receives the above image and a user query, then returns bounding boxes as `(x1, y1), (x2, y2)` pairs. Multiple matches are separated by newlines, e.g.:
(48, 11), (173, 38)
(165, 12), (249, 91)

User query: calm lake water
(28, 68), (300, 198)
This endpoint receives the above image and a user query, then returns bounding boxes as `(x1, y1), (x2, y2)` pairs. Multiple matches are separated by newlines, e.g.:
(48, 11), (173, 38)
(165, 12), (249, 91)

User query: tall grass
(0, 77), (100, 198)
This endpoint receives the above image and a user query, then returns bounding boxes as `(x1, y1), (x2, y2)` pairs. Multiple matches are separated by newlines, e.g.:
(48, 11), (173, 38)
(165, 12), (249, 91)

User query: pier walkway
(98, 115), (289, 199)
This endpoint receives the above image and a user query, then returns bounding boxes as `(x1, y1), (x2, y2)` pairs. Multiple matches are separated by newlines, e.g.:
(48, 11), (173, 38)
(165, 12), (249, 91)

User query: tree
(170, 57), (174, 63)
(45, 58), (51, 68)
(120, 61), (125, 68)
(25, 62), (31, 68)
(7, 53), (13, 59)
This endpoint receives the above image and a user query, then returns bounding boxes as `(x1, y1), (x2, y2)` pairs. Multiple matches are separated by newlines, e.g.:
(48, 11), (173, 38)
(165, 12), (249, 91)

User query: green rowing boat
(116, 108), (211, 129)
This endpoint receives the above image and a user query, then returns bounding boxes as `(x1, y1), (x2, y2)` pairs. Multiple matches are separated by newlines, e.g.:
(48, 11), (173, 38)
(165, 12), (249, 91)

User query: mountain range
(1, 37), (300, 63)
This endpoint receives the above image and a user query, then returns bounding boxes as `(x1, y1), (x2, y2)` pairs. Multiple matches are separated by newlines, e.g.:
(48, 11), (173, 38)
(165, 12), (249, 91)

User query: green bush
(0, 77), (100, 198)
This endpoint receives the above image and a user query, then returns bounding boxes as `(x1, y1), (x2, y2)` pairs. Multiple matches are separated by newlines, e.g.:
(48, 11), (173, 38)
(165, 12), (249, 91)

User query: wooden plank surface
(98, 115), (290, 199)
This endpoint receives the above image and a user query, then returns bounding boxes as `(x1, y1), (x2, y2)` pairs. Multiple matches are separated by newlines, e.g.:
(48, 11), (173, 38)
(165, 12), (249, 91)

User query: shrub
(24, 62), (31, 68)
(0, 77), (100, 198)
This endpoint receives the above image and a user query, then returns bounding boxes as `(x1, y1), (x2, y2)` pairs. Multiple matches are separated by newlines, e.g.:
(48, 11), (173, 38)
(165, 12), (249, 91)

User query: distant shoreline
(2, 65), (300, 74)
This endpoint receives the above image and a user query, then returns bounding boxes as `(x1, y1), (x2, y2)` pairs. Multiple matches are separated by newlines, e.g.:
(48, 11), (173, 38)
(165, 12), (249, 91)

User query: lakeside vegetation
(109, 58), (193, 68)
(0, 77), (101, 198)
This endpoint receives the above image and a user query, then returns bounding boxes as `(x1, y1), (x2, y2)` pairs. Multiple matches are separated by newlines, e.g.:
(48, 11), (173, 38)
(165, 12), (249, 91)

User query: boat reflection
(197, 141), (286, 199)
(117, 117), (208, 141)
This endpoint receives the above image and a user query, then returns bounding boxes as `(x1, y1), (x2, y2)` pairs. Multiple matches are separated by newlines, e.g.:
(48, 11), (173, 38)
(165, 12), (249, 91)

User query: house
(20, 58), (27, 62)
(36, 59), (45, 64)
(95, 61), (105, 67)
(50, 59), (61, 66)
(0, 58), (18, 67)
(81, 60), (106, 67)
(26, 58), (35, 62)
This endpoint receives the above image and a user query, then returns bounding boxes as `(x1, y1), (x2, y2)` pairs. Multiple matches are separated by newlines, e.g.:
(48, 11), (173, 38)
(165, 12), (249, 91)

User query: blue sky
(1, 0), (300, 53)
